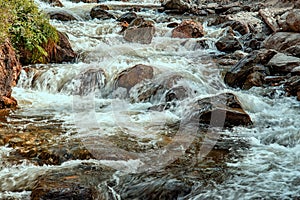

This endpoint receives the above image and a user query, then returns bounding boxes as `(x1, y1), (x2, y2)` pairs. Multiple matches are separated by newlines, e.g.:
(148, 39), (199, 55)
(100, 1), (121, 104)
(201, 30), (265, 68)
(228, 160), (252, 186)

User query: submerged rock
(31, 163), (115, 200)
(171, 20), (204, 38)
(123, 18), (155, 44)
(73, 68), (107, 95)
(186, 93), (252, 128)
(0, 39), (22, 109)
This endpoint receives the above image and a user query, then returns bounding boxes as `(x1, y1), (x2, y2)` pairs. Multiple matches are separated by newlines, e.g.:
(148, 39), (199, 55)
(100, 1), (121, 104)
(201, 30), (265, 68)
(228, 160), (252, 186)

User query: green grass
(0, 0), (58, 63)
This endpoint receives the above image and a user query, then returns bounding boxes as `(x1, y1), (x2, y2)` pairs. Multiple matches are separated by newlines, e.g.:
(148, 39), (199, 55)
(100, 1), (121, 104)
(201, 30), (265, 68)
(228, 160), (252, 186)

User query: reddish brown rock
(0, 39), (22, 109)
(187, 93), (252, 128)
(267, 53), (300, 75)
(124, 18), (155, 44)
(31, 163), (115, 200)
(215, 27), (242, 53)
(224, 50), (276, 89)
(162, 0), (190, 13)
(172, 20), (204, 38)
(286, 10), (300, 32)
(263, 32), (300, 52)
(50, 31), (77, 63)
(259, 8), (280, 32)
(285, 76), (300, 100)
(115, 64), (154, 92)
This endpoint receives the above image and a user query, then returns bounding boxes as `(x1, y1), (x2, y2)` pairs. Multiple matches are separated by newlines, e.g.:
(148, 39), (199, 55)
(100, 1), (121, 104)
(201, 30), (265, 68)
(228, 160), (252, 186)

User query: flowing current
(1, 0), (300, 199)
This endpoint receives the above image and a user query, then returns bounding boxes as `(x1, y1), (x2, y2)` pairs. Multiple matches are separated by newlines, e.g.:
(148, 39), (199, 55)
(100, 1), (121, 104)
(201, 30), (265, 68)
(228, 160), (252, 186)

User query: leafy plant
(0, 0), (58, 63)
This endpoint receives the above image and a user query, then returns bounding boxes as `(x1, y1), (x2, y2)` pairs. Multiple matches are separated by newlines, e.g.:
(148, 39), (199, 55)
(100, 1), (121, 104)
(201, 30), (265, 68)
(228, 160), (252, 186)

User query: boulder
(224, 50), (276, 89)
(267, 53), (300, 75)
(186, 93), (252, 128)
(49, 31), (77, 63)
(0, 39), (22, 109)
(285, 76), (300, 100)
(215, 27), (242, 53)
(285, 44), (300, 57)
(115, 64), (154, 92)
(286, 10), (300, 32)
(47, 10), (78, 21)
(117, 12), (137, 24)
(41, 0), (63, 7)
(162, 0), (190, 13)
(19, 31), (77, 65)
(259, 8), (280, 32)
(171, 20), (204, 38)
(291, 66), (300, 76)
(90, 6), (115, 20)
(124, 18), (155, 44)
(263, 32), (300, 52)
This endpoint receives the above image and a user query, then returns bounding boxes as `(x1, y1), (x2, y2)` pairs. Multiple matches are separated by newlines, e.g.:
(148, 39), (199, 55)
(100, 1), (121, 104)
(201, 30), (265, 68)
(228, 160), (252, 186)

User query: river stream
(0, 0), (300, 199)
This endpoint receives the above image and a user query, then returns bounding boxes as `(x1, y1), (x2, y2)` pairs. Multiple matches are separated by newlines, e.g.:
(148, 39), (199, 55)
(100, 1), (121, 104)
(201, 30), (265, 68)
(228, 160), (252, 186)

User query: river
(0, 0), (300, 199)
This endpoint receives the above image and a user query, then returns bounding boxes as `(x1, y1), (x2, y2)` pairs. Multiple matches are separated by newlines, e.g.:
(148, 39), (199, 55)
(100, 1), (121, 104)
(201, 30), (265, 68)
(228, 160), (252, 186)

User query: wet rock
(31, 163), (115, 200)
(131, 74), (184, 103)
(74, 68), (107, 95)
(226, 11), (266, 34)
(162, 0), (190, 14)
(71, 0), (97, 3)
(115, 64), (154, 92)
(243, 71), (266, 90)
(50, 31), (77, 63)
(285, 44), (300, 57)
(165, 86), (188, 102)
(291, 66), (300, 76)
(167, 22), (179, 28)
(285, 10), (300, 32)
(171, 20), (204, 38)
(124, 18), (155, 44)
(267, 53), (300, 75)
(259, 8), (280, 32)
(285, 76), (300, 100)
(41, 0), (63, 7)
(224, 50), (276, 89)
(186, 93), (252, 128)
(90, 6), (116, 20)
(117, 12), (137, 24)
(47, 10), (78, 21)
(0, 39), (22, 109)
(264, 76), (286, 86)
(215, 27), (242, 53)
(263, 32), (300, 52)
(225, 20), (249, 35)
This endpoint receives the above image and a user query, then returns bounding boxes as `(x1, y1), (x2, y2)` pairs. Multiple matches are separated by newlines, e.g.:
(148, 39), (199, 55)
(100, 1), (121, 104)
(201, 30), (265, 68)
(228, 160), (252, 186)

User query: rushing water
(1, 0), (300, 199)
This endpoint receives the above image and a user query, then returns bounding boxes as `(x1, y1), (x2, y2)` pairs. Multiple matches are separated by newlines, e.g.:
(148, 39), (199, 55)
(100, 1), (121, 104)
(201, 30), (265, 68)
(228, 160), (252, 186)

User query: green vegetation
(0, 0), (58, 63)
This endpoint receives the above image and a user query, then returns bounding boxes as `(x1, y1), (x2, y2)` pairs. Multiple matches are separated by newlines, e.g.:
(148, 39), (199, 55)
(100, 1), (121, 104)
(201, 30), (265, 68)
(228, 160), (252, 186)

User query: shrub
(0, 0), (58, 63)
